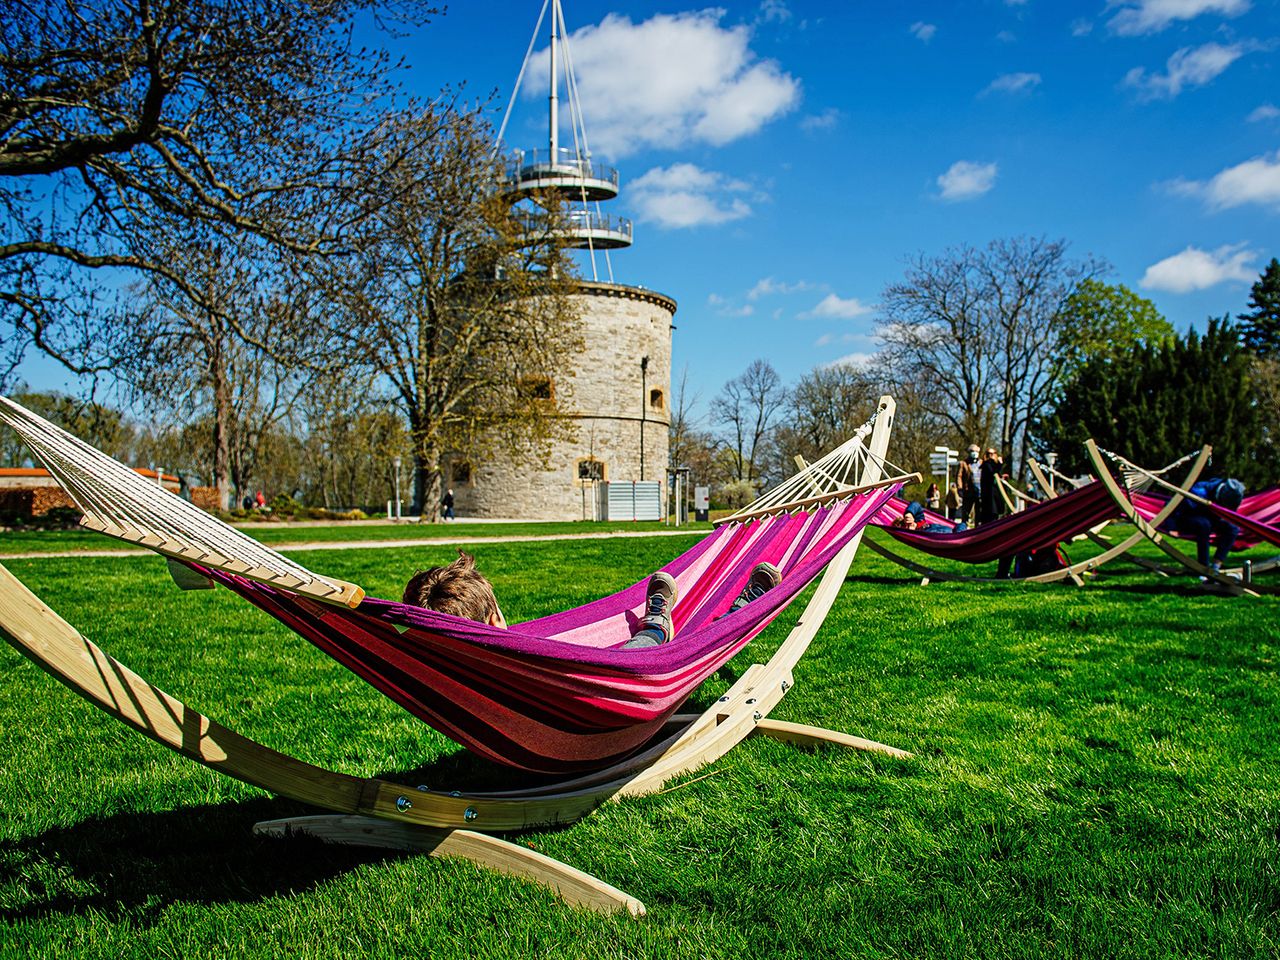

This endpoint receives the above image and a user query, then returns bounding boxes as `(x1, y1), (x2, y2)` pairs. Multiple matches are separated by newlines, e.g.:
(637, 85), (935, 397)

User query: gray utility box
(597, 481), (662, 521)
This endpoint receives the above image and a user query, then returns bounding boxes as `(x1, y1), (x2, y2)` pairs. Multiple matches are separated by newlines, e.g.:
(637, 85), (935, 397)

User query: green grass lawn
(0, 519), (710, 555)
(0, 529), (1277, 958)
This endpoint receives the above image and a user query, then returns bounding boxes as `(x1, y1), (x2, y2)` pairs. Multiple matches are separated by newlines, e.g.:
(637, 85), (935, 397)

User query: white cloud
(1168, 150), (1280, 211)
(800, 294), (875, 320)
(981, 72), (1042, 96)
(1108, 0), (1250, 36)
(910, 21), (937, 42)
(747, 277), (816, 300)
(822, 352), (877, 370)
(1248, 103), (1280, 122)
(936, 161), (998, 201)
(995, 31), (1017, 43)
(816, 332), (878, 348)
(631, 163), (754, 228)
(707, 293), (755, 317)
(526, 11), (799, 157)
(1123, 42), (1248, 101)
(758, 0), (792, 24)
(800, 107), (842, 132)
(1140, 244), (1257, 293)
(1071, 19), (1095, 36)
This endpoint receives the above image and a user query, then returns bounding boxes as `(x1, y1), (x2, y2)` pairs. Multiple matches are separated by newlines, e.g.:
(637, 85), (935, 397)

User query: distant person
(978, 448), (1005, 525)
(442, 488), (455, 521)
(242, 494), (254, 511)
(402, 551), (781, 648)
(956, 444), (982, 525)
(1172, 477), (1245, 572)
(925, 482), (941, 511)
(254, 490), (267, 511)
(944, 482), (961, 520)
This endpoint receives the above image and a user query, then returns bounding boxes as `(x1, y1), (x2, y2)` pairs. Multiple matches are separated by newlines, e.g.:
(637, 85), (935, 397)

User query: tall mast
(549, 0), (559, 157)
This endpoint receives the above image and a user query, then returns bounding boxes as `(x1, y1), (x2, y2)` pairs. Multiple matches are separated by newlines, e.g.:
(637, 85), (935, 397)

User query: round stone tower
(450, 281), (674, 521)
(447, 0), (676, 521)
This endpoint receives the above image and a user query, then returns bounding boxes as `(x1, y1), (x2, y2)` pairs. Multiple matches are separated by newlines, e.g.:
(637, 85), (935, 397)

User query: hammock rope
(0, 395), (363, 605)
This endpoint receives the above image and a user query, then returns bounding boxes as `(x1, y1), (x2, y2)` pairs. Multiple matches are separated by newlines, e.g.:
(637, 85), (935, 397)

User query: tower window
(577, 458), (605, 481)
(649, 388), (664, 410)
(451, 461), (473, 484)
(519, 377), (554, 401)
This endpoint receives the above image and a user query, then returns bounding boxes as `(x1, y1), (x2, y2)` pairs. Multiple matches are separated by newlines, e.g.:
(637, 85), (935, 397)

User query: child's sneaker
(623, 571), (678, 648)
(728, 562), (782, 614)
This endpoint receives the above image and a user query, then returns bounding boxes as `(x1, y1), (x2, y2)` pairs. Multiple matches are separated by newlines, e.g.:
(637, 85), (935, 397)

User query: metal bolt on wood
(396, 796), (413, 812)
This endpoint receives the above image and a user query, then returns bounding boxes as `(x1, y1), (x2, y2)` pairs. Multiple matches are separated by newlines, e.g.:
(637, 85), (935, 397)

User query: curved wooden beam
(1084, 440), (1255, 596)
(1028, 459), (1171, 576)
(252, 816), (646, 916)
(862, 534), (1086, 586)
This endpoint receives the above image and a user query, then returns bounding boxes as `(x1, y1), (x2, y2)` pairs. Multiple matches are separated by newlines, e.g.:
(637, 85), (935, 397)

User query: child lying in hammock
(403, 551), (781, 649)
(892, 500), (966, 533)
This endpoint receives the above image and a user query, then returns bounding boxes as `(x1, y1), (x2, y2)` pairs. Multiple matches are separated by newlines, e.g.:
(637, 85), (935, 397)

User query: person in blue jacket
(1172, 476), (1245, 571)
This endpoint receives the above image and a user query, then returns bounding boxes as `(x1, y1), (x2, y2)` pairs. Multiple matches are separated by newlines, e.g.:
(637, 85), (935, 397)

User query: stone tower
(447, 0), (675, 521)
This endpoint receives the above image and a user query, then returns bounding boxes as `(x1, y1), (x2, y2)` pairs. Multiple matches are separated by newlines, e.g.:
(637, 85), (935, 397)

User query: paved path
(0, 528), (705, 561)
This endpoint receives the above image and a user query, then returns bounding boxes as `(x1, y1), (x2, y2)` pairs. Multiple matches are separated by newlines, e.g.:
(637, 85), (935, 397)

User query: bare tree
(668, 365), (707, 469)
(318, 104), (584, 518)
(295, 374), (411, 512)
(879, 237), (1104, 476)
(119, 231), (325, 508)
(711, 359), (787, 486)
(0, 0), (439, 387)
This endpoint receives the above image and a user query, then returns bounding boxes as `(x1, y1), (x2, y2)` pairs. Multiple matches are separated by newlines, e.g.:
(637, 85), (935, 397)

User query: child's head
(403, 550), (505, 627)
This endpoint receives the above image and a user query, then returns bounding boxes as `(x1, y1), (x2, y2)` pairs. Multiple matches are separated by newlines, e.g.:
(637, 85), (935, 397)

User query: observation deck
(500, 148), (619, 202)
(514, 210), (633, 250)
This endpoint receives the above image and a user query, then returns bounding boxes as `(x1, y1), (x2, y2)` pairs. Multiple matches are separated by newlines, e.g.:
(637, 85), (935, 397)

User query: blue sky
(21, 0), (1280, 418)
(401, 0), (1279, 414)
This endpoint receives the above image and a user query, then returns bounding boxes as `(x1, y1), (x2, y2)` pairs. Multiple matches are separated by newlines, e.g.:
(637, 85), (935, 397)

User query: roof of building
(0, 466), (179, 483)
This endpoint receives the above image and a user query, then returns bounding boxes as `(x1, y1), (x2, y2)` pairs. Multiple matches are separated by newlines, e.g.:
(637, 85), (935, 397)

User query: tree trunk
(415, 434), (444, 523)
(211, 332), (232, 511)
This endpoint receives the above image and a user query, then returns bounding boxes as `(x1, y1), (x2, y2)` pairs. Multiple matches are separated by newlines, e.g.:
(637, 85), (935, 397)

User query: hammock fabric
(1239, 487), (1280, 525)
(204, 485), (898, 774)
(875, 481), (1120, 564)
(1132, 491), (1280, 551)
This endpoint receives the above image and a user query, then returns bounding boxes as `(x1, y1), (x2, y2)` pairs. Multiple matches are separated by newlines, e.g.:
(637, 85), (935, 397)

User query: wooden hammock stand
(0, 395), (910, 917)
(859, 443), (1214, 588)
(1084, 440), (1269, 597)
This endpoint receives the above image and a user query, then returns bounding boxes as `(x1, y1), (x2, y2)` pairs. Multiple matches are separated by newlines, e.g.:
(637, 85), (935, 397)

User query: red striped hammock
(202, 485), (899, 774)
(871, 481), (1120, 563)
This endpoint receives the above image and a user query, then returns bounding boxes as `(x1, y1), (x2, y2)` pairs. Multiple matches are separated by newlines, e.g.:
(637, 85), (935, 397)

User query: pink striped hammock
(872, 481), (1120, 564)
(1132, 491), (1280, 551)
(199, 485), (898, 774)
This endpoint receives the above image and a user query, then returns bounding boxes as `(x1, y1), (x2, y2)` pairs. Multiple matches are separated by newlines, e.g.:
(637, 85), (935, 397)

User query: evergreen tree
(1239, 258), (1280, 358)
(1036, 318), (1272, 487)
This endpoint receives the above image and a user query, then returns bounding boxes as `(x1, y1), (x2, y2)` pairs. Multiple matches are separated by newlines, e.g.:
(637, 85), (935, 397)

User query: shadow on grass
(0, 795), (403, 924)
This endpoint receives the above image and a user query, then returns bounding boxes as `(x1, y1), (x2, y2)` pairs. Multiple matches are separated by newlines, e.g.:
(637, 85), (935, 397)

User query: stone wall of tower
(449, 282), (675, 521)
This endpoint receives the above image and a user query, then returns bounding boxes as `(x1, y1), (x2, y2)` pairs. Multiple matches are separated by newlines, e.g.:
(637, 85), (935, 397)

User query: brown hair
(402, 550), (499, 623)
